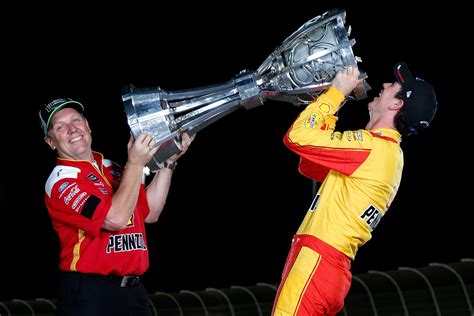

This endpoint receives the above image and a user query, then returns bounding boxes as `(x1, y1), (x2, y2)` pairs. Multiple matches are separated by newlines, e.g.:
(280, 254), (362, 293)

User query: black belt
(60, 271), (141, 288)
(106, 274), (141, 287)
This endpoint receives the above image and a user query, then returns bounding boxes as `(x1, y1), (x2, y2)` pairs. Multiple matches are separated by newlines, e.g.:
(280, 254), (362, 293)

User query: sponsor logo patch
(304, 113), (321, 129)
(106, 233), (147, 253)
(360, 205), (383, 231)
(59, 182), (77, 199)
(58, 182), (69, 193)
(72, 192), (88, 210)
(64, 185), (81, 205)
(87, 174), (99, 182)
(319, 103), (330, 113)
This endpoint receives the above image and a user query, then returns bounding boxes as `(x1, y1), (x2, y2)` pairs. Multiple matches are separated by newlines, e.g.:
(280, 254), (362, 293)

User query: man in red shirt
(272, 63), (437, 315)
(40, 98), (194, 316)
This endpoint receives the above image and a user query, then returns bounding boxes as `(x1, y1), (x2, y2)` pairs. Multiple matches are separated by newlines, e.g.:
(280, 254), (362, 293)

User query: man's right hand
(332, 66), (361, 97)
(127, 133), (159, 167)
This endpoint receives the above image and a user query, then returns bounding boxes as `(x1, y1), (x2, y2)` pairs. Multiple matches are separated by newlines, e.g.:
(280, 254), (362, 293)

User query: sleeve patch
(81, 195), (101, 219)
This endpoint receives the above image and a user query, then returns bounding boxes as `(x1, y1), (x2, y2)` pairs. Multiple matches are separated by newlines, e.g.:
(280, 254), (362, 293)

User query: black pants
(57, 271), (152, 316)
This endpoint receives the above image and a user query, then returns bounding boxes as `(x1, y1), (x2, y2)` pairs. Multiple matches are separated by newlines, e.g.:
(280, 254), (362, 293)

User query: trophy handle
(122, 71), (261, 171)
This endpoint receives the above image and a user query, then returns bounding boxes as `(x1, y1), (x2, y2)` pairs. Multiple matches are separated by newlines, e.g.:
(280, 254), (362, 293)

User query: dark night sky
(2, 1), (469, 301)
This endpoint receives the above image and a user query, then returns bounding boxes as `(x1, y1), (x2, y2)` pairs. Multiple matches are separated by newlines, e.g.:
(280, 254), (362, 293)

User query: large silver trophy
(122, 9), (370, 171)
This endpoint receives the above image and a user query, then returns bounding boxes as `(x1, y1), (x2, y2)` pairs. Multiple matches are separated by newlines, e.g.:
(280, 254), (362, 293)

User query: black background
(1, 1), (469, 300)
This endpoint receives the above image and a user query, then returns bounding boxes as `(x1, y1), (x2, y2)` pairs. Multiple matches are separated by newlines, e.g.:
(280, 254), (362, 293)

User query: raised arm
(145, 133), (195, 223)
(102, 133), (158, 230)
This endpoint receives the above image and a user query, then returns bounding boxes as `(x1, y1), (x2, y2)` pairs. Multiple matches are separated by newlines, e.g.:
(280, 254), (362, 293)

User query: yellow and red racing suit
(273, 87), (403, 315)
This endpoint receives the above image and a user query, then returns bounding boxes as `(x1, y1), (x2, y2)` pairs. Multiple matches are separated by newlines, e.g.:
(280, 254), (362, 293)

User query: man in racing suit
(272, 63), (437, 315)
(40, 98), (194, 316)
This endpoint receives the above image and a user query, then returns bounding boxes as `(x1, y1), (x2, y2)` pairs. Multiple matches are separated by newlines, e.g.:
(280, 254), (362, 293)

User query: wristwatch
(162, 161), (177, 171)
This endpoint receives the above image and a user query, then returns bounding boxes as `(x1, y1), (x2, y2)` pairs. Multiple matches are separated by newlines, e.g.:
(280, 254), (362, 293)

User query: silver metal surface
(122, 9), (370, 171)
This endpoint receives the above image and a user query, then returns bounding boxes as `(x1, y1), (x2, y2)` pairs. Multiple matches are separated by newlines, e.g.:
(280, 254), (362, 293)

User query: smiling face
(44, 107), (93, 161)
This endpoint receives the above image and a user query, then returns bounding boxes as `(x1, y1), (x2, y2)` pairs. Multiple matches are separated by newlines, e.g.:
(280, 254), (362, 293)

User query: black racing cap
(39, 98), (84, 135)
(393, 62), (437, 135)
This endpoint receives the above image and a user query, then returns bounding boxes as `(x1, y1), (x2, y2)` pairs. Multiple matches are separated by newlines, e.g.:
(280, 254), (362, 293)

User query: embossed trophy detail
(122, 9), (370, 171)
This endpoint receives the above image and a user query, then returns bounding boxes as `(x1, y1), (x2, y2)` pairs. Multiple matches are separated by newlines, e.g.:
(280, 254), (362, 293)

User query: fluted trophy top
(256, 8), (370, 105)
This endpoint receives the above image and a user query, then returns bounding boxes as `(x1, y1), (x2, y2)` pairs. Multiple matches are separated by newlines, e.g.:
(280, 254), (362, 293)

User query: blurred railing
(1, 259), (472, 316)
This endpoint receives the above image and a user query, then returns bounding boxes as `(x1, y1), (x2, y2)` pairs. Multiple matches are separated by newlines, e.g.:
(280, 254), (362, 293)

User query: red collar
(370, 132), (398, 143)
